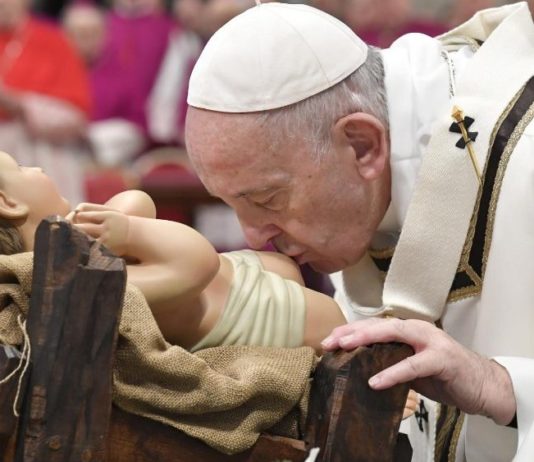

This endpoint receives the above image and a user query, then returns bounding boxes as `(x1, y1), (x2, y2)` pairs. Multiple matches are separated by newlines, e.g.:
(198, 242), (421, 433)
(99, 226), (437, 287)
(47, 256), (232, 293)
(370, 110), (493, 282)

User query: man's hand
(321, 318), (516, 426)
(67, 203), (130, 256)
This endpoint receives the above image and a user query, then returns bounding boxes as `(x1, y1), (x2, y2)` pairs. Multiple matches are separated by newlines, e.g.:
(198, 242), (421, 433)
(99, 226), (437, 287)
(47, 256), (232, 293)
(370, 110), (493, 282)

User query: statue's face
(0, 151), (70, 227)
(186, 108), (389, 274)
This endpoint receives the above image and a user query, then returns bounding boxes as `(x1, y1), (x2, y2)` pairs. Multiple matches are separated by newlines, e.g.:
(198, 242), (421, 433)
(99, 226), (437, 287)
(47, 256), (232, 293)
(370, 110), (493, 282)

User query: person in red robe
(0, 0), (91, 203)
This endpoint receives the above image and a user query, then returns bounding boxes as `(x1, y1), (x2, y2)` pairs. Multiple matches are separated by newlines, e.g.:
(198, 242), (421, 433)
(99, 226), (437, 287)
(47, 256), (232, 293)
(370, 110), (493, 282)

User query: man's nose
(240, 220), (281, 250)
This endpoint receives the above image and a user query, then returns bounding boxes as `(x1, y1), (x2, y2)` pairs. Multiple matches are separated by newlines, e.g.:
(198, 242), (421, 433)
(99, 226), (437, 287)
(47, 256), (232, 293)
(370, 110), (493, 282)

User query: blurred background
(0, 0), (528, 293)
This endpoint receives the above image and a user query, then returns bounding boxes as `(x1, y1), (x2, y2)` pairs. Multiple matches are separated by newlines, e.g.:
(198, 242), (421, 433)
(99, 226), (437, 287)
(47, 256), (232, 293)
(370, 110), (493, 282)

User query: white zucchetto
(187, 2), (368, 112)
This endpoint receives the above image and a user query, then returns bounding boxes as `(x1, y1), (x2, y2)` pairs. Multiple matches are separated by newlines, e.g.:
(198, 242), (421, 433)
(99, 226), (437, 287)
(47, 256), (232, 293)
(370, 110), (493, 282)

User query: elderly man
(185, 2), (534, 460)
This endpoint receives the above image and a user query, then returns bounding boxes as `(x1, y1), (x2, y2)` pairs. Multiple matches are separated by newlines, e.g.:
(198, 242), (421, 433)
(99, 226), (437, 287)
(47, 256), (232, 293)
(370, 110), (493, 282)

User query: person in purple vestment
(64, 0), (173, 167)
(341, 0), (447, 48)
(448, 0), (497, 28)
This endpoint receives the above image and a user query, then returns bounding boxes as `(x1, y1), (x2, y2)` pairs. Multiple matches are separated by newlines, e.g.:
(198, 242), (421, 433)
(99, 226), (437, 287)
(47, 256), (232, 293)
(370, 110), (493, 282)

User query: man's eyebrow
(231, 173), (291, 199)
(233, 187), (277, 199)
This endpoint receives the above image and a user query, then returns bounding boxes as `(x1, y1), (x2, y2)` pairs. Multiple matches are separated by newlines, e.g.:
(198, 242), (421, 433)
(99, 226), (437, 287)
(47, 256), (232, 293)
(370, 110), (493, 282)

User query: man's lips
(272, 242), (308, 265)
(288, 253), (307, 265)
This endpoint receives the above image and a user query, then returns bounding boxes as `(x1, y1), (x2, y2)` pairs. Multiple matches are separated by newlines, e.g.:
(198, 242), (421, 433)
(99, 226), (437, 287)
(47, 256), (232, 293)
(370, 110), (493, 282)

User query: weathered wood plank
(107, 344), (412, 462)
(305, 343), (413, 462)
(108, 406), (309, 462)
(15, 217), (126, 462)
(0, 346), (21, 461)
(6, 216), (413, 462)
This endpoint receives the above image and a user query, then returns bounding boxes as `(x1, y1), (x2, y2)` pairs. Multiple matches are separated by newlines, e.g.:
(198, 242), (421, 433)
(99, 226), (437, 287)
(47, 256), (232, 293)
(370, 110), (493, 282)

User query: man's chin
(308, 259), (345, 274)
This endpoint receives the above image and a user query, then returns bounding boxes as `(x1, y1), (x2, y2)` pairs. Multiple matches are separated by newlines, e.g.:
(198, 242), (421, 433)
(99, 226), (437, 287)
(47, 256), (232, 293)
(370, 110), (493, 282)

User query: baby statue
(0, 150), (418, 417)
(0, 150), (345, 353)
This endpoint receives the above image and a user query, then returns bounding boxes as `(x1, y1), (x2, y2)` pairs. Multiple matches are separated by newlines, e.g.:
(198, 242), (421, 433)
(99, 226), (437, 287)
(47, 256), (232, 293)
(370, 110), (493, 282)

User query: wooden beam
(15, 217), (126, 462)
(6, 216), (413, 462)
(0, 345), (21, 460)
(108, 406), (309, 462)
(304, 343), (413, 462)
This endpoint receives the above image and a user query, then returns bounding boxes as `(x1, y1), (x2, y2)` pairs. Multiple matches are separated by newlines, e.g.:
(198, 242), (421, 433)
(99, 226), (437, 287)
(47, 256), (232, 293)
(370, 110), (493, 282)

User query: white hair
(255, 47), (388, 161)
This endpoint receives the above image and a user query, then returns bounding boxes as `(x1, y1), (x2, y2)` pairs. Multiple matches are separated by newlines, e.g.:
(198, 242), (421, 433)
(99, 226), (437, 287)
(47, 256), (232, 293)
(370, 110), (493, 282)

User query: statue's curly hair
(0, 218), (23, 255)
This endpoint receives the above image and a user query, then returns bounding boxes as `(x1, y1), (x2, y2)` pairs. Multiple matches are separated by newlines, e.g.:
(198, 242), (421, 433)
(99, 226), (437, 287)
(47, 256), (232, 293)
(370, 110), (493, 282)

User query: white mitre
(187, 2), (368, 112)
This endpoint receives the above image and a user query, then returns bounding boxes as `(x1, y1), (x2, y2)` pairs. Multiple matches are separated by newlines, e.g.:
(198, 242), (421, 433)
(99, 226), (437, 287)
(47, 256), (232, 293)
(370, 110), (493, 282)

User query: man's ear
(333, 112), (388, 180)
(0, 192), (29, 221)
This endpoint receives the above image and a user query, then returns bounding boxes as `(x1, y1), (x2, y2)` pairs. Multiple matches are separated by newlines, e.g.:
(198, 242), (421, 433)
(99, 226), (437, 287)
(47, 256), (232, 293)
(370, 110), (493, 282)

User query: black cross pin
(415, 399), (429, 432)
(450, 106), (482, 184)
(449, 115), (478, 149)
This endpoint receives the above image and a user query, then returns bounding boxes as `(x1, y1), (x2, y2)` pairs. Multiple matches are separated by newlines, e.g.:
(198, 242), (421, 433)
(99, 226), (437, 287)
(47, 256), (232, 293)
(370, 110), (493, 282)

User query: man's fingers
(324, 318), (434, 352)
(321, 318), (382, 350)
(368, 350), (438, 390)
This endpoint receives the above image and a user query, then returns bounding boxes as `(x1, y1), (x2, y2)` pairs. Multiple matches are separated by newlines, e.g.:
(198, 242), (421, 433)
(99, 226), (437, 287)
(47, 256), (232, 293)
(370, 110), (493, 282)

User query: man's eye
(250, 194), (276, 209)
(256, 196), (275, 207)
(256, 195), (286, 211)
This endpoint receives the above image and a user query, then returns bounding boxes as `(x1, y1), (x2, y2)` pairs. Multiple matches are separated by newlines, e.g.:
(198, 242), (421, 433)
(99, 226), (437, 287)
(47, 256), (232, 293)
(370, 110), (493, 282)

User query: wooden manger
(0, 217), (413, 462)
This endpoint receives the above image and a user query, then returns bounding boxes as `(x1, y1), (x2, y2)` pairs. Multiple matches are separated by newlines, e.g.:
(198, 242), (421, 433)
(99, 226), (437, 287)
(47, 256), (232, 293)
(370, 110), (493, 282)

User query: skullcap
(187, 2), (368, 112)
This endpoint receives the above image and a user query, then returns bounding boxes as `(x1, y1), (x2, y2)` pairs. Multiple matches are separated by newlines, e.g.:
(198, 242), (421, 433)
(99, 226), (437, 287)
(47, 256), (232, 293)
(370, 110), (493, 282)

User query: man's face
(186, 108), (389, 273)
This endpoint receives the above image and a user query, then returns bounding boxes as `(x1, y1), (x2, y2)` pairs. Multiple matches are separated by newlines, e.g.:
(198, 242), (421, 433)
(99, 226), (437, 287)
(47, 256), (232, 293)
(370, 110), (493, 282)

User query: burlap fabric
(0, 252), (317, 454)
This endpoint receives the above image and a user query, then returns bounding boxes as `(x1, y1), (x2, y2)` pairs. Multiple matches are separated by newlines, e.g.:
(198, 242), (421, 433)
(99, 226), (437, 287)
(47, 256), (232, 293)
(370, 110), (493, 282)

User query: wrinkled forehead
(187, 109), (280, 169)
(185, 108), (297, 197)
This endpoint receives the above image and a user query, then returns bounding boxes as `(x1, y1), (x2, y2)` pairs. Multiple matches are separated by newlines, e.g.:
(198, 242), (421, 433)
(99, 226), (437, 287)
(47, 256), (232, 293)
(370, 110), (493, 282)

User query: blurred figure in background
(146, 0), (204, 146)
(146, 0), (248, 245)
(342, 0), (447, 48)
(309, 0), (344, 20)
(0, 0), (91, 204)
(62, 2), (105, 66)
(65, 0), (173, 168)
(447, 0), (496, 28)
(63, 2), (145, 169)
(189, 0), (253, 41)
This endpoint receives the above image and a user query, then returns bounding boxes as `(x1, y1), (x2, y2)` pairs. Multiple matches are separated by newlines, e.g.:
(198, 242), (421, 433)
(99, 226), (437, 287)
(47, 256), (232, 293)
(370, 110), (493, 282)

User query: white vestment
(331, 3), (534, 461)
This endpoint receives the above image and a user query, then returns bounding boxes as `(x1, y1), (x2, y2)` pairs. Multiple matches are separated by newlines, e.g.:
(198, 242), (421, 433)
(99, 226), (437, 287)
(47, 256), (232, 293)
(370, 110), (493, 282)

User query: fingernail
(321, 337), (333, 348)
(369, 375), (381, 388)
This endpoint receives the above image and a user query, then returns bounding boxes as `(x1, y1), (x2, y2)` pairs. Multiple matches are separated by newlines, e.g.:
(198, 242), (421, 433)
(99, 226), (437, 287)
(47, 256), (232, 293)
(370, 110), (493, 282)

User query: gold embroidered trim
(448, 84), (534, 303)
(448, 412), (465, 461)
(434, 404), (457, 462)
(368, 246), (395, 260)
(368, 84), (534, 303)
(483, 101), (534, 276)
(462, 36), (482, 53)
(434, 404), (465, 462)
(441, 36), (482, 54)
(368, 246), (395, 280)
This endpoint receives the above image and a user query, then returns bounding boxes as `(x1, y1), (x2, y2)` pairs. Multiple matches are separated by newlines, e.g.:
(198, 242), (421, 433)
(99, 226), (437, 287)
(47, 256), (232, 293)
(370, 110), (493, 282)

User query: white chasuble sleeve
(494, 357), (534, 461)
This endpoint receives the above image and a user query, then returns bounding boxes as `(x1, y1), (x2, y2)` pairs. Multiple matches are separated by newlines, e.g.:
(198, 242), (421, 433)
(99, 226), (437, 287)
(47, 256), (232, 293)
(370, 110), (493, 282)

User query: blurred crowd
(0, 0), (529, 208)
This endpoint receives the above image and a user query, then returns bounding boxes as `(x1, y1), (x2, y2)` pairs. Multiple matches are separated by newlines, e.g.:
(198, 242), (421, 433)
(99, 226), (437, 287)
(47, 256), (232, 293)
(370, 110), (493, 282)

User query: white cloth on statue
(331, 3), (534, 461)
